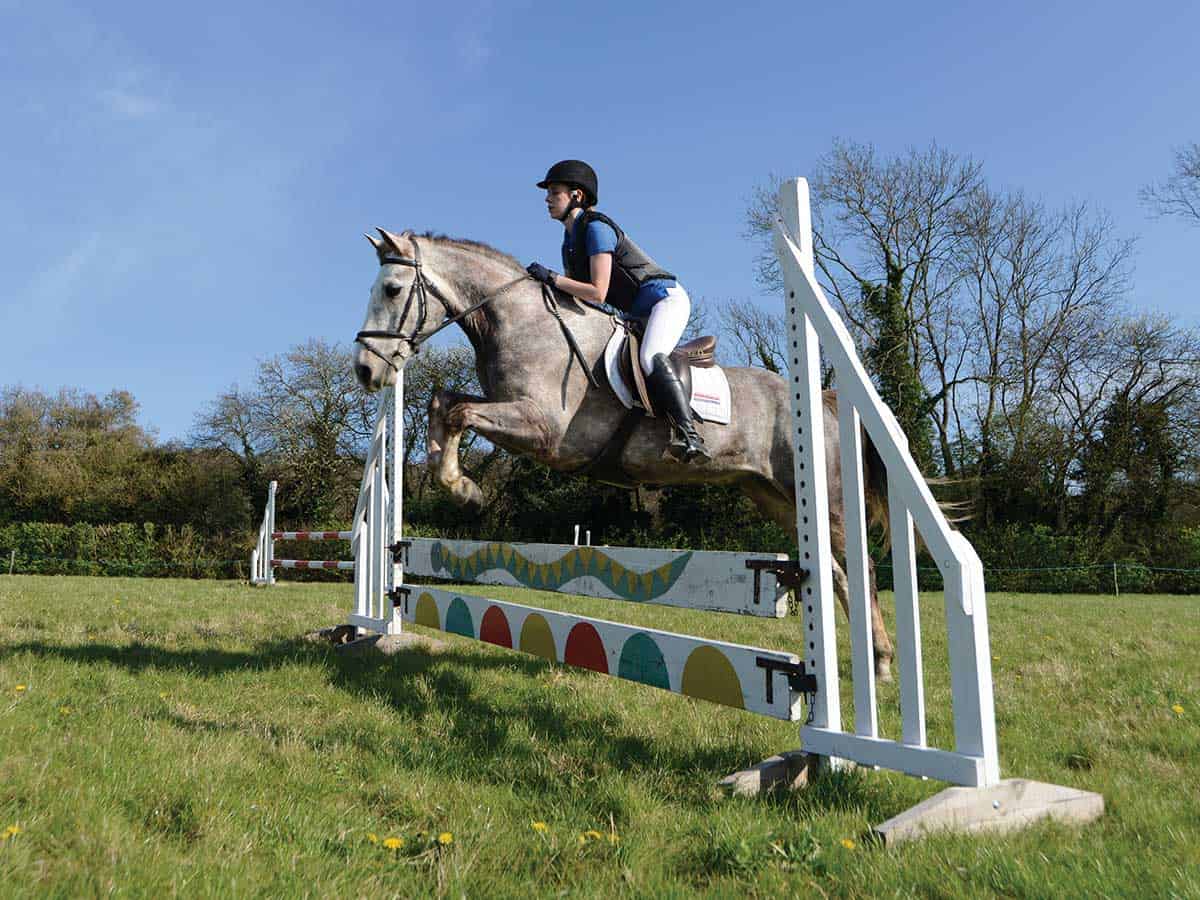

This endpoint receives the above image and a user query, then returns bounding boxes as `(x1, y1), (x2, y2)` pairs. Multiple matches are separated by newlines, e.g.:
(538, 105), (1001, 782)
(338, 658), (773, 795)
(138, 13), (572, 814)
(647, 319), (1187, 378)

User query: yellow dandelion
(3, 825), (20, 838)
(840, 838), (856, 850)
(531, 821), (548, 833)
(367, 832), (379, 844)
(437, 832), (453, 846)
(1173, 704), (1185, 715)
(577, 834), (587, 846)
(14, 685), (27, 693)
(59, 707), (71, 715)
(584, 829), (603, 840)
(159, 692), (168, 700)
(382, 836), (403, 850)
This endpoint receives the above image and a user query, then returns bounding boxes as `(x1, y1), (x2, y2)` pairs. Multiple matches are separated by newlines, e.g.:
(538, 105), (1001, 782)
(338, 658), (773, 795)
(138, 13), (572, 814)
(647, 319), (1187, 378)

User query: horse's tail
(862, 432), (892, 552)
(861, 435), (973, 555)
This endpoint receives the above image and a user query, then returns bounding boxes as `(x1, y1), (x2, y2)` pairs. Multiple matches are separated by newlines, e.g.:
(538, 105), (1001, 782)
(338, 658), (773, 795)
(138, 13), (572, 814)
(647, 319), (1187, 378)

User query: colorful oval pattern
(564, 623), (608, 673)
(518, 614), (557, 661)
(479, 606), (512, 648)
(617, 633), (670, 690)
(681, 645), (744, 709)
(445, 597), (474, 638)
(415, 592), (440, 629)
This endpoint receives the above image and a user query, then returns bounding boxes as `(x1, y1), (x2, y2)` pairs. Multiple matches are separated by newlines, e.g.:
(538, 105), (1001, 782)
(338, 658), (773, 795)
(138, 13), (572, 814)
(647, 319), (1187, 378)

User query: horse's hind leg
(741, 473), (894, 682)
(428, 390), (554, 510)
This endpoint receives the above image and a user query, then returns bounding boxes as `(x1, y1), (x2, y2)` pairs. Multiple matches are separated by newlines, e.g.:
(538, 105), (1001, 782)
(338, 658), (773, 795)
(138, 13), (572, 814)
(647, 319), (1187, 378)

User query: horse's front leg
(427, 390), (554, 510)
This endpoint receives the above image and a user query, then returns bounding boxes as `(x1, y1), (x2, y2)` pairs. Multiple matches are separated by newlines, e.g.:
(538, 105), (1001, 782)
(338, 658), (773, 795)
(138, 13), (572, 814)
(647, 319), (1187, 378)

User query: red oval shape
(564, 622), (608, 674)
(479, 606), (513, 648)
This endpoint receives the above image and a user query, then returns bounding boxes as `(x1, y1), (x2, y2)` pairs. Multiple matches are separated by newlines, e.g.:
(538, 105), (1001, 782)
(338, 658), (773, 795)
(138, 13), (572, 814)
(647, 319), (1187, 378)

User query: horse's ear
(364, 232), (385, 252)
(376, 227), (407, 255)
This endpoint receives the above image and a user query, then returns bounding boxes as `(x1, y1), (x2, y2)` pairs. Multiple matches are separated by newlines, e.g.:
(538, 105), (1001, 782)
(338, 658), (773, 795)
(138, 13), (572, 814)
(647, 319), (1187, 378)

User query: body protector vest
(561, 211), (676, 313)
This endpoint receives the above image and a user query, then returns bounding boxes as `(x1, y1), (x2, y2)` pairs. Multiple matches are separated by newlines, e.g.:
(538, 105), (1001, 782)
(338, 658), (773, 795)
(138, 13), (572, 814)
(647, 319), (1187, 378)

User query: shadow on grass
(0, 633), (906, 822)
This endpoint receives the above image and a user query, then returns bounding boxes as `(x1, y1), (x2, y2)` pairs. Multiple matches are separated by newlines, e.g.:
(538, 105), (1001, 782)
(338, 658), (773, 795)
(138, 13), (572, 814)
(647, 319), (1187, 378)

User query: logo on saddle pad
(603, 328), (732, 425)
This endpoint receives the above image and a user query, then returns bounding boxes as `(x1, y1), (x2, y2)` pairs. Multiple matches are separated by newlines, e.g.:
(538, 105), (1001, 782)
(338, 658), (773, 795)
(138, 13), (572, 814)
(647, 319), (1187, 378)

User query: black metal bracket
(388, 540), (411, 565)
(387, 585), (411, 612)
(755, 656), (818, 705)
(745, 559), (810, 605)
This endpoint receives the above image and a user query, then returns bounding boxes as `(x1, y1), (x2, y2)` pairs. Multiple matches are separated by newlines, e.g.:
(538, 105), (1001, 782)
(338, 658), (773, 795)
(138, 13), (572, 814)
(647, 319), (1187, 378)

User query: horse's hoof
(451, 478), (484, 512)
(875, 658), (893, 683)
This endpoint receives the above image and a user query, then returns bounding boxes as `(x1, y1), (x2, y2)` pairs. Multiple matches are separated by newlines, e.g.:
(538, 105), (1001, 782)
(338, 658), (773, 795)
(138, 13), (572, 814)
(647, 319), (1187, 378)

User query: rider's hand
(526, 262), (558, 287)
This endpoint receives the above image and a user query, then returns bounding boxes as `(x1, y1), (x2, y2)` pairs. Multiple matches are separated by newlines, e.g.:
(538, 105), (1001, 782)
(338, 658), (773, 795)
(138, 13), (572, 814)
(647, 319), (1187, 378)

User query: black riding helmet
(537, 160), (598, 206)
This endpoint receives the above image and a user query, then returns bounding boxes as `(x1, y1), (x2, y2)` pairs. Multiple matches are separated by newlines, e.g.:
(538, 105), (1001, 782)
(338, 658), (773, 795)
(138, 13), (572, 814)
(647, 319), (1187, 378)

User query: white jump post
(348, 372), (404, 636)
(771, 177), (1102, 842)
(250, 480), (277, 585)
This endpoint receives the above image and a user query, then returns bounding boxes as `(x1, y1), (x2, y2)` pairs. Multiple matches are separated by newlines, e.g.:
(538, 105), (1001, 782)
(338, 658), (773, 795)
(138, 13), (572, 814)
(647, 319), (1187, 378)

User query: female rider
(526, 159), (710, 462)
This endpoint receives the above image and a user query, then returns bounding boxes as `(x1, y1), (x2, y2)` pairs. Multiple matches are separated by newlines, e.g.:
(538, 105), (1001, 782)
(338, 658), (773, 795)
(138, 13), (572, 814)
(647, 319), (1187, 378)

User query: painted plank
(273, 531), (355, 541)
(837, 398), (878, 739)
(348, 613), (391, 633)
(401, 587), (805, 720)
(404, 539), (790, 618)
(801, 726), (987, 787)
(889, 489), (927, 748)
(272, 559), (354, 570)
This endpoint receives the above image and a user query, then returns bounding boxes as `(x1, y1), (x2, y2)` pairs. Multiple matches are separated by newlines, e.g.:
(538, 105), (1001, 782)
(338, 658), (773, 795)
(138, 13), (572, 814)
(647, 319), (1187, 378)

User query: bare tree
(1140, 142), (1200, 225)
(717, 300), (786, 372)
(747, 142), (984, 471)
(953, 188), (1134, 521)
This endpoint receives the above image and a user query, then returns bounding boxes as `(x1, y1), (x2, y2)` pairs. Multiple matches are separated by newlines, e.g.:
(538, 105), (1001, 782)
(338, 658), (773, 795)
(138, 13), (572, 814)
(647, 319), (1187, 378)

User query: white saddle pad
(603, 328), (732, 425)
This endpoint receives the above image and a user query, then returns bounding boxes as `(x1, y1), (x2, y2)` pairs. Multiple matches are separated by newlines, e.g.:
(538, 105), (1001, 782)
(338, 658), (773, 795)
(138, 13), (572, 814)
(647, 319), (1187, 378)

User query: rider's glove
(526, 262), (558, 287)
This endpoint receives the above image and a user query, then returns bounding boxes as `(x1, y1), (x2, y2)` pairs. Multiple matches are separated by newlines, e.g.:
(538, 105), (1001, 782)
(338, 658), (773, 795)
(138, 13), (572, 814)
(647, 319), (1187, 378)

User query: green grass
(1, 575), (1197, 897)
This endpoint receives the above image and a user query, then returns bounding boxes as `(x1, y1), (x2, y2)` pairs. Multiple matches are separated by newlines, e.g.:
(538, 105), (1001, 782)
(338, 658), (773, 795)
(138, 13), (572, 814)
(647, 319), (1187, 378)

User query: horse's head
(354, 228), (447, 391)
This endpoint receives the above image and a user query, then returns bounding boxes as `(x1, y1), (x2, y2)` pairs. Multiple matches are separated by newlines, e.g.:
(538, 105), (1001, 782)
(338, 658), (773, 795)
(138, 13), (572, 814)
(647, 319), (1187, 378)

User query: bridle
(354, 234), (602, 388)
(355, 236), (527, 372)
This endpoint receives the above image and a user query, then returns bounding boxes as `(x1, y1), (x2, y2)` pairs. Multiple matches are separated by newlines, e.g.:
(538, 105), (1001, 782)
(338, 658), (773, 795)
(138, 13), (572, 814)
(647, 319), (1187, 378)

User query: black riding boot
(647, 353), (711, 462)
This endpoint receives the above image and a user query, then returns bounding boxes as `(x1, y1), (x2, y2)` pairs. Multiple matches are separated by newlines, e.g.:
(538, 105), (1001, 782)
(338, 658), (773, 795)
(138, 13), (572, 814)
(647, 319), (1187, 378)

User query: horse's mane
(418, 231), (526, 273)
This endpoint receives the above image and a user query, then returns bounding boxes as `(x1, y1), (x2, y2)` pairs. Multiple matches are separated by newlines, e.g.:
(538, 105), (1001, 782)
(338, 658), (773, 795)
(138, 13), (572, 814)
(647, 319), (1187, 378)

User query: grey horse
(353, 228), (895, 680)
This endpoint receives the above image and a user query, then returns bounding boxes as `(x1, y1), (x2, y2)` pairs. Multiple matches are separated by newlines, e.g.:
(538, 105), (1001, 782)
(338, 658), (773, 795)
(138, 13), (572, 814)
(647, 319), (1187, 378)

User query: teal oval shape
(617, 632), (670, 690)
(445, 596), (474, 638)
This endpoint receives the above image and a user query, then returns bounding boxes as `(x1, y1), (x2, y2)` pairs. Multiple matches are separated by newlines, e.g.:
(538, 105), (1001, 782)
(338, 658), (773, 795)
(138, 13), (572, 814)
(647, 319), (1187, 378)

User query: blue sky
(2, 0), (1196, 442)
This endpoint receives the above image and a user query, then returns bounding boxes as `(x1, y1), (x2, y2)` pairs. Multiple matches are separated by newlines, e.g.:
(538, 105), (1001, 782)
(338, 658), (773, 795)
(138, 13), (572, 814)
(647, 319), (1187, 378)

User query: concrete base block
(306, 626), (446, 655)
(335, 631), (447, 656)
(873, 778), (1105, 845)
(718, 751), (815, 796)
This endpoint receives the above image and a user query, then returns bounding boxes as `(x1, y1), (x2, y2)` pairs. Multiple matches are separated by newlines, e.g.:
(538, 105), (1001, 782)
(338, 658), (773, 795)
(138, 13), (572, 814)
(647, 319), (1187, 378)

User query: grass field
(1, 575), (1197, 897)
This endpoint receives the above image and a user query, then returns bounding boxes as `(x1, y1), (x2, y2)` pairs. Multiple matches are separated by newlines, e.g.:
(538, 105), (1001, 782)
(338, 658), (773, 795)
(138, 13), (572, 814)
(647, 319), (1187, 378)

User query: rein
(355, 236), (601, 388)
(355, 238), (527, 371)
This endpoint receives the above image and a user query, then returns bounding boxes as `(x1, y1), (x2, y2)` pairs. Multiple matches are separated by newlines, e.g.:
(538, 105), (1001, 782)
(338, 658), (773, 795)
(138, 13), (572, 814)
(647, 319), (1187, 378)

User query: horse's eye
(384, 282), (403, 299)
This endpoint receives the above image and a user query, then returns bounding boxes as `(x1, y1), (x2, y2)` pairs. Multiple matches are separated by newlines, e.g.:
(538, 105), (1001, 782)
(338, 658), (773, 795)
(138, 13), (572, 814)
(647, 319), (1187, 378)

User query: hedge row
(2, 521), (1198, 593)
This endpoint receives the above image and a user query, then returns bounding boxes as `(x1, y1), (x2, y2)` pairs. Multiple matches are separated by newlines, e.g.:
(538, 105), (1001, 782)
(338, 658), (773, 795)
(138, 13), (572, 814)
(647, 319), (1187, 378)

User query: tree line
(2, 140), (1197, 590)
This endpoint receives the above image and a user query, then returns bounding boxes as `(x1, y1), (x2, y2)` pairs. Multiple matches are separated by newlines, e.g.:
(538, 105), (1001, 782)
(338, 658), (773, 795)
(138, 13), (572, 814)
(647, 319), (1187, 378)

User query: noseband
(355, 238), (443, 372)
(355, 236), (531, 372)
(354, 235), (601, 389)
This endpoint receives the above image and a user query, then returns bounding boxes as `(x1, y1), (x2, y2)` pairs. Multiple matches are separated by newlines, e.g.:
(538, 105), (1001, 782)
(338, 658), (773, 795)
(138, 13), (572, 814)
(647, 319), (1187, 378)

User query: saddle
(616, 319), (717, 417)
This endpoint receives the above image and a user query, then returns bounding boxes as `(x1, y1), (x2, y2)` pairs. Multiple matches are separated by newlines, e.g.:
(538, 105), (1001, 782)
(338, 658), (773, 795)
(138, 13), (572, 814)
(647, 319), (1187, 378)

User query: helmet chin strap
(555, 191), (587, 223)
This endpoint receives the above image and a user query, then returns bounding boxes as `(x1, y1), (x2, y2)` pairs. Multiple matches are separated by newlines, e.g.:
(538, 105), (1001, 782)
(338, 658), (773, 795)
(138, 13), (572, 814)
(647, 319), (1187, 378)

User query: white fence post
(774, 177), (999, 787)
(391, 372), (404, 634)
(265, 480), (276, 586)
(775, 178), (843, 754)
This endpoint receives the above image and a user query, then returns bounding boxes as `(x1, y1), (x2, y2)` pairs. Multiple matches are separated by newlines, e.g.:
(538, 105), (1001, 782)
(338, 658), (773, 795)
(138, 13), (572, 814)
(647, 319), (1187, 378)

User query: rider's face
(544, 183), (579, 221)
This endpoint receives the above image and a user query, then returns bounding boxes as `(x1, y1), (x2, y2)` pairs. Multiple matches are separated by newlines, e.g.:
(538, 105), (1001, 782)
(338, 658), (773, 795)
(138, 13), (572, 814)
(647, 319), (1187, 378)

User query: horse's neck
(429, 242), (544, 346)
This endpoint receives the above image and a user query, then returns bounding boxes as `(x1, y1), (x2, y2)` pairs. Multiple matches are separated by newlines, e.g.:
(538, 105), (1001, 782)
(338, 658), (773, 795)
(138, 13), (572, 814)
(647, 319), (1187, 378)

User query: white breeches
(639, 284), (691, 374)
